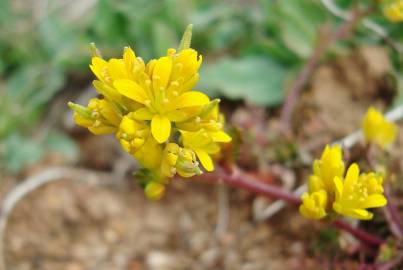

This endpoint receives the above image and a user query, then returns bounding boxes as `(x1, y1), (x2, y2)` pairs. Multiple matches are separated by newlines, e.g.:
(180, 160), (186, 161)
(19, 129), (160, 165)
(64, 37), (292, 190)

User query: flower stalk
(196, 165), (385, 246)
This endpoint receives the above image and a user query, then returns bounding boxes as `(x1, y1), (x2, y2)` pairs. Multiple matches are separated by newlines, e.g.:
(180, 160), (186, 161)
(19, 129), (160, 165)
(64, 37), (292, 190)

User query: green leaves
(199, 57), (286, 107)
(266, 0), (330, 58)
(1, 132), (79, 174)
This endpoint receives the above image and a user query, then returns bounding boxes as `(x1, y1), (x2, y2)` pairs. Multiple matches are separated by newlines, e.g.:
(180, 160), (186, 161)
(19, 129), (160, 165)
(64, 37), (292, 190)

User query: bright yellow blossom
(176, 99), (232, 142)
(333, 164), (387, 220)
(181, 129), (231, 172)
(68, 98), (121, 135)
(362, 107), (397, 149)
(69, 25), (231, 199)
(309, 145), (345, 193)
(382, 0), (403, 22)
(114, 48), (208, 143)
(90, 47), (144, 113)
(300, 145), (387, 220)
(299, 190), (328, 220)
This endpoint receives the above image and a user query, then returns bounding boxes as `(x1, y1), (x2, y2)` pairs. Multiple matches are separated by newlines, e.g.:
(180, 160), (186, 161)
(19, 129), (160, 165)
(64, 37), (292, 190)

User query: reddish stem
(195, 166), (384, 246)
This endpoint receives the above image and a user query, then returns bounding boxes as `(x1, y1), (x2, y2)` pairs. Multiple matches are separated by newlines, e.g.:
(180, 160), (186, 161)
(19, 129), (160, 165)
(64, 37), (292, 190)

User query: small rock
(146, 251), (177, 270)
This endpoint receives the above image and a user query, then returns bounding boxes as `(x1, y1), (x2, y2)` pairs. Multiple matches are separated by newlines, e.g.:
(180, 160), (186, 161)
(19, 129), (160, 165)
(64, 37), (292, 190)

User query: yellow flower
(181, 128), (231, 172)
(176, 99), (232, 141)
(113, 48), (209, 143)
(299, 190), (328, 220)
(90, 46), (142, 86)
(362, 107), (397, 149)
(69, 25), (232, 200)
(68, 98), (121, 135)
(382, 0), (403, 22)
(116, 113), (162, 170)
(160, 143), (202, 178)
(333, 164), (387, 220)
(90, 47), (144, 113)
(309, 145), (345, 193)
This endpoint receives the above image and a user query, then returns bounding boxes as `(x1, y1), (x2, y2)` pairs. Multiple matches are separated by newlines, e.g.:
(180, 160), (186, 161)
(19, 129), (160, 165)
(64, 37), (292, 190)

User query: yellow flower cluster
(362, 107), (397, 149)
(381, 0), (403, 22)
(299, 145), (387, 220)
(69, 26), (231, 199)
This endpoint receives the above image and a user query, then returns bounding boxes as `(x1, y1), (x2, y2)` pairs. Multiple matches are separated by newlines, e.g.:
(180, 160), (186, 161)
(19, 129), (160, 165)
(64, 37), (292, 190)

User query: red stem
(195, 166), (384, 246)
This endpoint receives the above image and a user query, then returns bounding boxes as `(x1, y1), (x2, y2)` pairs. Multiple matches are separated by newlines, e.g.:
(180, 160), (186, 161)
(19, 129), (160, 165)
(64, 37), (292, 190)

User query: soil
(2, 45), (401, 270)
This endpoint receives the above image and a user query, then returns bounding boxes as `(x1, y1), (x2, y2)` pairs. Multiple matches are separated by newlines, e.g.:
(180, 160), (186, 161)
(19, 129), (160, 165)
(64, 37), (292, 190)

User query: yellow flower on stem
(113, 48), (209, 143)
(382, 0), (403, 22)
(333, 163), (387, 220)
(68, 25), (232, 200)
(90, 47), (144, 113)
(176, 99), (232, 142)
(309, 144), (345, 193)
(181, 129), (231, 172)
(68, 98), (121, 135)
(299, 190), (328, 220)
(362, 107), (397, 149)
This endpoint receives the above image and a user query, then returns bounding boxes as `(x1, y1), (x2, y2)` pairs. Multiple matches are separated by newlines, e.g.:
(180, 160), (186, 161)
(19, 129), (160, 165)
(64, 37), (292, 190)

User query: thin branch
(197, 166), (384, 246)
(0, 167), (113, 270)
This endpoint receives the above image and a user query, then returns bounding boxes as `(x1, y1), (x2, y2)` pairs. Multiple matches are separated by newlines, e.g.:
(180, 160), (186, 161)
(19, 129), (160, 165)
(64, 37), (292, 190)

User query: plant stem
(196, 165), (384, 246)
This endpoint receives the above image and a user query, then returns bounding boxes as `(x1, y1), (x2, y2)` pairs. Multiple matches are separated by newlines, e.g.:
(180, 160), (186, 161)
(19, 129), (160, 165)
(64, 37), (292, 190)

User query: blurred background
(0, 0), (402, 269)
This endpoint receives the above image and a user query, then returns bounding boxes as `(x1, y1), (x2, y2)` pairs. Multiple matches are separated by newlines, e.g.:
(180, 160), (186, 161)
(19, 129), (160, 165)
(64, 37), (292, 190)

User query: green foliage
(0, 0), (402, 173)
(200, 57), (286, 106)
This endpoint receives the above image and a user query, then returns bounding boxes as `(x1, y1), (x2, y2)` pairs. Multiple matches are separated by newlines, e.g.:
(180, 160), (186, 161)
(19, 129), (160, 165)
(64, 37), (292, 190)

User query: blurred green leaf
(267, 0), (329, 58)
(45, 132), (79, 162)
(199, 56), (286, 106)
(2, 134), (45, 173)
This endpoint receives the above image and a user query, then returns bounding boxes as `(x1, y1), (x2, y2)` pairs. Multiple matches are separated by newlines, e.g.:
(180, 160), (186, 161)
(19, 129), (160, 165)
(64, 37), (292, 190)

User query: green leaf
(2, 134), (45, 173)
(45, 132), (79, 163)
(268, 0), (329, 58)
(199, 56), (286, 107)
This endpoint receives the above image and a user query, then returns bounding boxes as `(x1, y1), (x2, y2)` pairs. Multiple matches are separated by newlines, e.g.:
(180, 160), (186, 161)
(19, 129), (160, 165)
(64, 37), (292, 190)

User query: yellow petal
(333, 176), (344, 200)
(151, 115), (171, 143)
(90, 57), (107, 80)
(344, 163), (359, 189)
(195, 149), (214, 172)
(211, 131), (232, 143)
(99, 100), (121, 125)
(169, 91), (210, 110)
(89, 125), (116, 135)
(133, 107), (154, 120)
(350, 209), (373, 220)
(123, 47), (136, 72)
(153, 56), (172, 88)
(108, 59), (126, 80)
(362, 194), (387, 208)
(114, 79), (148, 104)
(93, 80), (121, 101)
